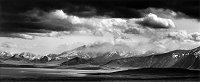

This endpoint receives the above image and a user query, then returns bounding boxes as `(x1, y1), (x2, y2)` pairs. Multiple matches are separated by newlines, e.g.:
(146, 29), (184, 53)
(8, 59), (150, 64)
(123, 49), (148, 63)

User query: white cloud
(138, 13), (175, 28)
(18, 34), (35, 40)
(48, 10), (68, 19)
(139, 7), (186, 19)
(0, 42), (17, 49)
(190, 32), (200, 41)
(28, 10), (176, 38)
(7, 33), (35, 40)
(47, 31), (71, 37)
(167, 30), (189, 40)
(167, 30), (200, 42)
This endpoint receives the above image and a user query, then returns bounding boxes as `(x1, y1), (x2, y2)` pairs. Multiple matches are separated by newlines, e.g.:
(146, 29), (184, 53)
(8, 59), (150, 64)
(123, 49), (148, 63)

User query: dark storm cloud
(0, 0), (142, 18)
(66, 0), (200, 19)
(0, 0), (142, 34)
(1, 0), (199, 18)
(0, 32), (34, 40)
(0, 0), (199, 34)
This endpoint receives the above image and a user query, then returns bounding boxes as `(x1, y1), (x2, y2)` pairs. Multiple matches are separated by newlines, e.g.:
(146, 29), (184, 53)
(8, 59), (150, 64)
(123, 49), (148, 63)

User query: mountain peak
(60, 57), (88, 66)
(191, 46), (200, 56)
(193, 46), (200, 50)
(19, 52), (38, 60)
(0, 51), (13, 59)
(75, 45), (87, 51)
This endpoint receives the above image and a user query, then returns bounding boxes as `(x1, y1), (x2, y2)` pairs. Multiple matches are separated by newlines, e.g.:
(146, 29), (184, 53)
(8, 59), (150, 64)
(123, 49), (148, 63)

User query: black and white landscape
(0, 0), (200, 81)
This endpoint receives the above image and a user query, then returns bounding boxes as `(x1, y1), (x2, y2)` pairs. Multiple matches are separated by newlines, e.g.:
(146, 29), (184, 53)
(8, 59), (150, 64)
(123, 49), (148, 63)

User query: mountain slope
(60, 51), (123, 66)
(50, 43), (132, 65)
(56, 42), (134, 59)
(105, 46), (200, 69)
(60, 57), (90, 66)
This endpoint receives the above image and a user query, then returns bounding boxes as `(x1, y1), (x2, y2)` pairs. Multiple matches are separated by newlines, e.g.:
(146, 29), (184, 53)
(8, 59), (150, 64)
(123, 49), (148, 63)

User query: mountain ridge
(104, 46), (200, 69)
(0, 46), (199, 69)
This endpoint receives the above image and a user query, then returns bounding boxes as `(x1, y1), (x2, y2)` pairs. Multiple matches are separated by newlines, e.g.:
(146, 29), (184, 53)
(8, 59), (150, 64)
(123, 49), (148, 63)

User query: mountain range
(0, 45), (199, 69)
(105, 47), (200, 69)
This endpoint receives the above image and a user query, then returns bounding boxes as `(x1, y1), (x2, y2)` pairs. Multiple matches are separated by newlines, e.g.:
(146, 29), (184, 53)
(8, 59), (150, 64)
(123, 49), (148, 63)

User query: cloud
(139, 8), (187, 19)
(167, 30), (189, 40)
(190, 32), (200, 41)
(0, 42), (17, 49)
(47, 10), (68, 19)
(16, 34), (35, 40)
(1, 1), (199, 56)
(1, 9), (177, 39)
(24, 9), (176, 37)
(1, 8), (198, 42)
(167, 30), (200, 42)
(136, 13), (175, 28)
(0, 32), (35, 40)
(8, 33), (35, 40)
(0, 8), (182, 37)
(123, 27), (143, 34)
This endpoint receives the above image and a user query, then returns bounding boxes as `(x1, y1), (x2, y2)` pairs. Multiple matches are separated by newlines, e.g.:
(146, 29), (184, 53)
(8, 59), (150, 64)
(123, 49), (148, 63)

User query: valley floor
(0, 66), (199, 81)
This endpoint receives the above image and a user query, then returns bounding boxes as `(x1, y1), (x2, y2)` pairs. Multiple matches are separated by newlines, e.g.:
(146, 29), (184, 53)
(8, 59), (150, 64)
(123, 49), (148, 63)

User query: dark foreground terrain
(0, 66), (200, 82)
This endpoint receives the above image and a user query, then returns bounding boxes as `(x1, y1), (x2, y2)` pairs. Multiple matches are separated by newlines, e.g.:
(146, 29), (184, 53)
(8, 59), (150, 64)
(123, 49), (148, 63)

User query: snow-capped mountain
(53, 42), (136, 60)
(0, 44), (199, 69)
(59, 46), (200, 69)
(0, 51), (13, 59)
(0, 51), (51, 63)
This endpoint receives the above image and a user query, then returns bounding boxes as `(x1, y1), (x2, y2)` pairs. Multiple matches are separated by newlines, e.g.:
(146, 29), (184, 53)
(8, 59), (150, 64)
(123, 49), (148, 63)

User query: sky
(0, 0), (199, 56)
